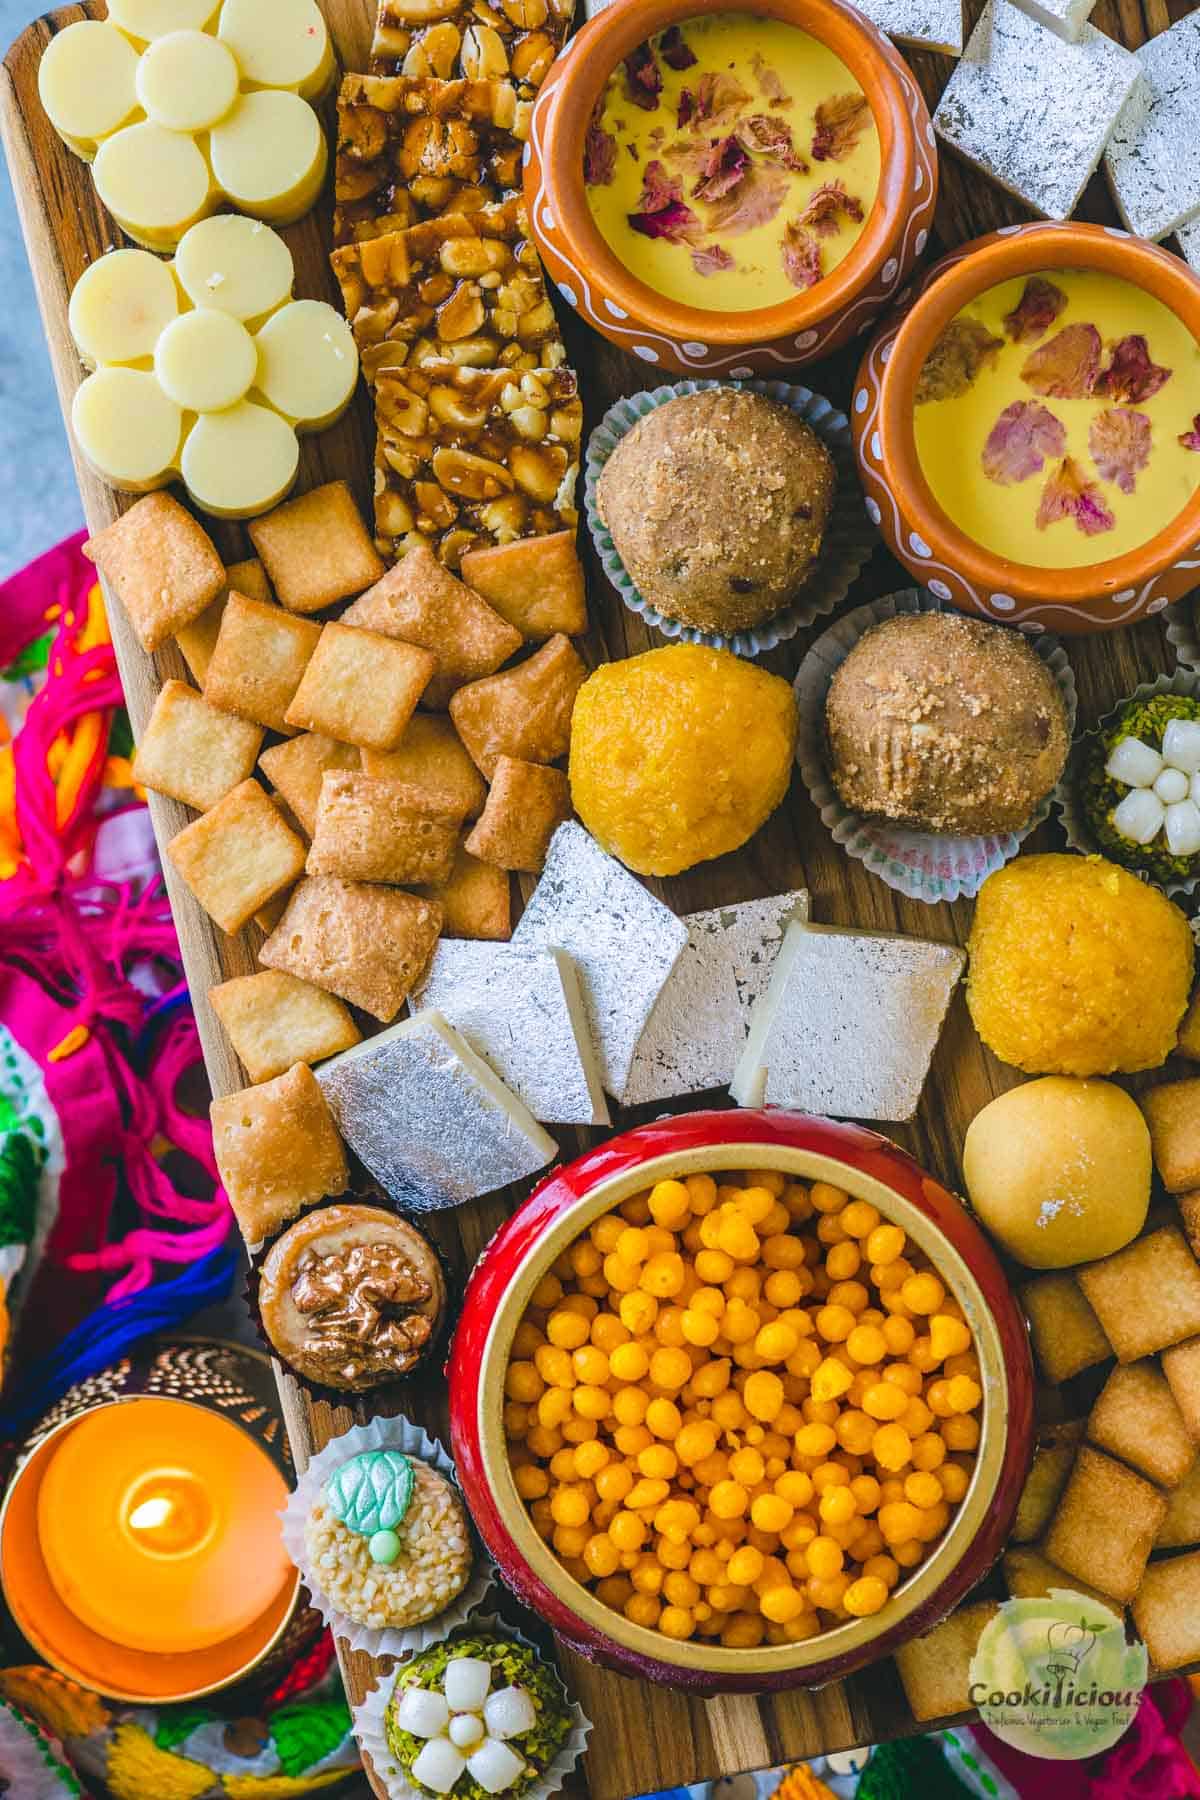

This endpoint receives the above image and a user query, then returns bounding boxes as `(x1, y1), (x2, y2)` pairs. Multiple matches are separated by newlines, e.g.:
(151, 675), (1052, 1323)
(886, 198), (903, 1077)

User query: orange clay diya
(0, 1342), (303, 1702)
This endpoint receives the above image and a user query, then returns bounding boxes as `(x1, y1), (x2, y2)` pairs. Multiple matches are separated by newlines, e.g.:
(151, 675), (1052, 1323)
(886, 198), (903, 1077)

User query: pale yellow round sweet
(967, 854), (1194, 1076)
(962, 1077), (1151, 1269)
(154, 309), (257, 412)
(568, 643), (798, 877)
(174, 214), (295, 322)
(208, 91), (327, 224)
(254, 300), (358, 428)
(93, 121), (214, 250)
(218, 0), (334, 100)
(107, 0), (221, 40)
(68, 248), (179, 367)
(180, 400), (299, 518)
(37, 22), (140, 155)
(135, 29), (240, 131)
(72, 367), (182, 490)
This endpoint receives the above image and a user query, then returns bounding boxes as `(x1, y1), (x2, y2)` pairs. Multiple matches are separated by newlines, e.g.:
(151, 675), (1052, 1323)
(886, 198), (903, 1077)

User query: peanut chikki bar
(370, 0), (575, 100)
(334, 73), (528, 245)
(330, 208), (563, 385)
(373, 361), (581, 565)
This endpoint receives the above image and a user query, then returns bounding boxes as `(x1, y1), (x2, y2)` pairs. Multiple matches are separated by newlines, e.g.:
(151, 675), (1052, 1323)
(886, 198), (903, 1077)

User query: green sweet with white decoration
(325, 1450), (415, 1565)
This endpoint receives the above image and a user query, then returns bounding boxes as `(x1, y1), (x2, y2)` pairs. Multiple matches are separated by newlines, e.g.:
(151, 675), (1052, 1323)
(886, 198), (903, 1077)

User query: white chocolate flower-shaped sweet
(1106, 719), (1200, 857)
(38, 0), (334, 251)
(69, 215), (358, 519)
(394, 1658), (536, 1796)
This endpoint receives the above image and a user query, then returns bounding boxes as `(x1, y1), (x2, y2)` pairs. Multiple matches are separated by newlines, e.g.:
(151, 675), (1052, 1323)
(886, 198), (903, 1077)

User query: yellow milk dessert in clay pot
(583, 11), (881, 312)
(914, 269), (1200, 571)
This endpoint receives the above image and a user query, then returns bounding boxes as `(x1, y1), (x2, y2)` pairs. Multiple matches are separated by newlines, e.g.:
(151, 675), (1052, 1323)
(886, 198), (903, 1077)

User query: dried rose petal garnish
(1002, 277), (1067, 344)
(628, 198), (700, 241)
(916, 318), (1004, 404)
(781, 222), (822, 289)
(1095, 334), (1172, 404)
(798, 178), (864, 237)
(623, 41), (662, 111)
(705, 163), (789, 237)
(812, 92), (870, 162)
(584, 111), (617, 186)
(1020, 323), (1102, 399)
(628, 160), (700, 241)
(695, 70), (752, 124)
(1088, 408), (1152, 495)
(692, 242), (735, 277)
(1036, 456), (1116, 536)
(692, 135), (749, 202)
(735, 113), (809, 172)
(658, 24), (697, 70)
(751, 50), (790, 107)
(677, 88), (696, 127)
(1180, 415), (1200, 452)
(981, 401), (1067, 484)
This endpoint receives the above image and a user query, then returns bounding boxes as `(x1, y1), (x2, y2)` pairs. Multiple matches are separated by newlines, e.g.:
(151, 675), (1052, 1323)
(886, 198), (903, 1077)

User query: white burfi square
(1010, 0), (1096, 44)
(1104, 18), (1200, 242)
(413, 942), (609, 1127)
(731, 922), (965, 1123)
(934, 0), (1143, 221)
(852, 0), (965, 56)
(511, 823), (688, 1100)
(317, 1010), (557, 1210)
(621, 892), (810, 1108)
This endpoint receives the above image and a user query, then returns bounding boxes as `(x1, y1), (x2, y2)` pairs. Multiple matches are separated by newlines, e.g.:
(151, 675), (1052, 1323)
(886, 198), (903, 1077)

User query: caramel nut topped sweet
(330, 206), (563, 386)
(374, 362), (581, 565)
(258, 1201), (446, 1391)
(371, 0), (576, 102)
(334, 73), (528, 246)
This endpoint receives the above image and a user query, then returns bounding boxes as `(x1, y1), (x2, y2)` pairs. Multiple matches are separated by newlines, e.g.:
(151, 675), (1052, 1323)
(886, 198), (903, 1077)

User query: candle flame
(129, 1496), (173, 1533)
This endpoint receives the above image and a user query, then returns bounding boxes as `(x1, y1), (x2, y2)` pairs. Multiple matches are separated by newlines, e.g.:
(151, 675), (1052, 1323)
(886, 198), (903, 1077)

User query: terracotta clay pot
(524, 0), (939, 377)
(853, 220), (1200, 635)
(448, 1109), (1033, 1693)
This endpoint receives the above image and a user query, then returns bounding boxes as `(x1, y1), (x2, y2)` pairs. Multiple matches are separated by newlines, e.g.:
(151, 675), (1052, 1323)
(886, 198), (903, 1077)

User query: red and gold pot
(523, 0), (938, 378)
(853, 221), (1200, 634)
(449, 1109), (1033, 1693)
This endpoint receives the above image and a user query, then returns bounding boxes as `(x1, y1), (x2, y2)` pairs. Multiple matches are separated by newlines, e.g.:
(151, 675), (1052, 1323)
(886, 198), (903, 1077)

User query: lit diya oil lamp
(524, 0), (939, 376)
(0, 1339), (305, 1702)
(854, 221), (1200, 634)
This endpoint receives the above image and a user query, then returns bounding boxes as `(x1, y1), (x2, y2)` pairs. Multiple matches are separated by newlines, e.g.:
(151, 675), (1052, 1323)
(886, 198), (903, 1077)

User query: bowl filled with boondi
(448, 1109), (1033, 1692)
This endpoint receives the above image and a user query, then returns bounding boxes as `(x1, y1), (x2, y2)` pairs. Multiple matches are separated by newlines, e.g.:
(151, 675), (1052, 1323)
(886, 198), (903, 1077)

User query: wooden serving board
(4, 0), (1199, 1792)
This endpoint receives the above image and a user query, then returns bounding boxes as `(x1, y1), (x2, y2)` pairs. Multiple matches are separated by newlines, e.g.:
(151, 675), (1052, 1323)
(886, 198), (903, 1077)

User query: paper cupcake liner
(281, 1414), (494, 1659)
(1166, 597), (1200, 674)
(583, 378), (877, 658)
(243, 1194), (455, 1413)
(794, 588), (1078, 905)
(1053, 670), (1200, 902)
(353, 1610), (591, 1800)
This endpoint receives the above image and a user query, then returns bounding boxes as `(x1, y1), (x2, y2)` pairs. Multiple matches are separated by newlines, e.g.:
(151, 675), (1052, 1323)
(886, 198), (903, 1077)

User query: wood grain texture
(3, 0), (1198, 1792)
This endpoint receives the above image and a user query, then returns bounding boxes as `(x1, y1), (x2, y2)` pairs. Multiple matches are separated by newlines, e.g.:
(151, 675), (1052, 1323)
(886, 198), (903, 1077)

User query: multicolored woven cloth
(0, 532), (235, 1426)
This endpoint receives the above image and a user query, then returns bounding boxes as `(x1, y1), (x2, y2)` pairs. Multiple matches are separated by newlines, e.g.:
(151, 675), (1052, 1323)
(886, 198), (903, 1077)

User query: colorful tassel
(0, 1242), (238, 1433)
